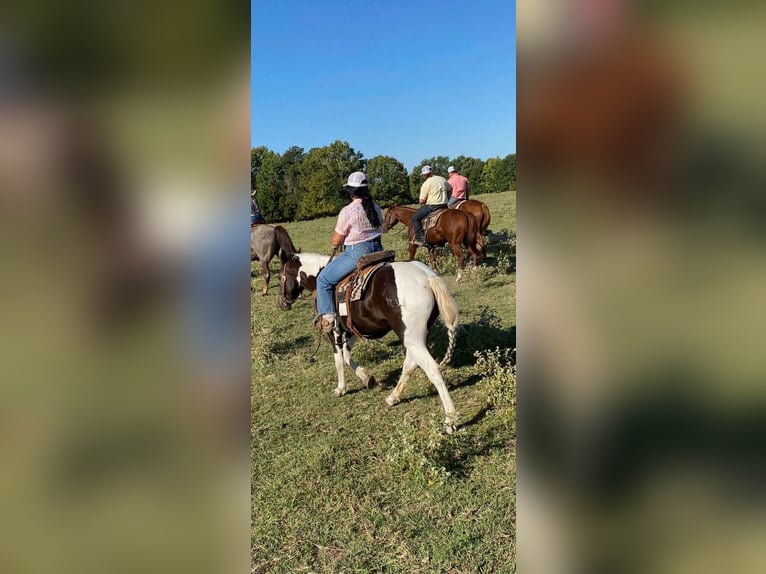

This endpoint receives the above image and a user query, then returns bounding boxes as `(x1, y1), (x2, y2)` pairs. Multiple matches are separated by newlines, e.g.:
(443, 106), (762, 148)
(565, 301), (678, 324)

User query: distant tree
(251, 146), (270, 190)
(297, 141), (364, 220)
(279, 146), (305, 221)
(481, 156), (516, 194)
(501, 153), (516, 190)
(254, 150), (284, 221)
(366, 155), (409, 207)
(408, 156), (450, 199)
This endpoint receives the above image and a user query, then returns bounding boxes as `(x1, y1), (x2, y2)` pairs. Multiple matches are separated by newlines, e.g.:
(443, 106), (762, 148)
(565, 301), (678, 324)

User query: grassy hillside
(251, 191), (516, 573)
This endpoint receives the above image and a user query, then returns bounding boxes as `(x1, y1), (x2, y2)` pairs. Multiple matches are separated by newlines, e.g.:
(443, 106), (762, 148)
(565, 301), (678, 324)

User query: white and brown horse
(278, 252), (460, 433)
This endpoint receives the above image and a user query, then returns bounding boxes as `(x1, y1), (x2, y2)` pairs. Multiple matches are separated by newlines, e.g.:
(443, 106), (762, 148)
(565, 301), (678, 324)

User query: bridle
(277, 267), (300, 309)
(382, 208), (407, 238)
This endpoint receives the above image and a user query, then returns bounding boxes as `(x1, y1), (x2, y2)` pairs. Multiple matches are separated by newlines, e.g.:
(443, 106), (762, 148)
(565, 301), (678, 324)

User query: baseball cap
(447, 166), (456, 173)
(345, 171), (368, 187)
(421, 165), (433, 175)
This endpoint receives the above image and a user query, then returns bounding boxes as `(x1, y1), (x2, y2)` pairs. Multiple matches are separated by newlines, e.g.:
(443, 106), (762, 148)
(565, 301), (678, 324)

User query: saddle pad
(422, 208), (447, 232)
(336, 262), (389, 316)
(449, 200), (467, 210)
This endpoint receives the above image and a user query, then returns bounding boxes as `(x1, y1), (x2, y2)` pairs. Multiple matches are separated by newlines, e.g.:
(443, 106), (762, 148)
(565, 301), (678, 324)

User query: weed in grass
(475, 346), (517, 413)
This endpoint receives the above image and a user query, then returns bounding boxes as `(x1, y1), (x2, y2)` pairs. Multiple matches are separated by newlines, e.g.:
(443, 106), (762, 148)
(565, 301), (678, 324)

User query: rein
(306, 329), (323, 363)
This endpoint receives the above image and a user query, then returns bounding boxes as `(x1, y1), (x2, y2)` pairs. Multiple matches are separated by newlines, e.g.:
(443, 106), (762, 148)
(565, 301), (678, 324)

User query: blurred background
(4, 0), (766, 571)
(518, 0), (766, 572)
(0, 1), (249, 572)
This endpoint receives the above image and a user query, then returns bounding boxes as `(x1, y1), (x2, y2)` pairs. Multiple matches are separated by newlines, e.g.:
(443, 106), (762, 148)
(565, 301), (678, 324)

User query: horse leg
(450, 241), (465, 282)
(260, 260), (270, 296)
(478, 232), (487, 259)
(331, 340), (347, 397)
(467, 242), (480, 268)
(342, 335), (375, 389)
(428, 247), (438, 272)
(408, 243), (416, 261)
(385, 350), (418, 408)
(408, 343), (458, 434)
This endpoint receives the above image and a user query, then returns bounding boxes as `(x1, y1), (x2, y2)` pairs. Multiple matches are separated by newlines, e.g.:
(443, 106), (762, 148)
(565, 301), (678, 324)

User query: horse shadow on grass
(427, 305), (515, 369)
(393, 373), (484, 404)
(266, 334), (314, 358)
(424, 419), (514, 480)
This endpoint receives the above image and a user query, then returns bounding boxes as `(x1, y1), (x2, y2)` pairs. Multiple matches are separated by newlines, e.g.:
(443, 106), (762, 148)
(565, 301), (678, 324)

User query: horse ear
(297, 247), (302, 253)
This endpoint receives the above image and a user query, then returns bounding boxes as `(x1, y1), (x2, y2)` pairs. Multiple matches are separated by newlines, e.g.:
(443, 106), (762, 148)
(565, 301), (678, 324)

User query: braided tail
(427, 275), (459, 368)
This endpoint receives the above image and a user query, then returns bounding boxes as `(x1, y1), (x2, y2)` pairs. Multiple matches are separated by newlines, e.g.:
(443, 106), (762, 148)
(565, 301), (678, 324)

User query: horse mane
(274, 225), (298, 257)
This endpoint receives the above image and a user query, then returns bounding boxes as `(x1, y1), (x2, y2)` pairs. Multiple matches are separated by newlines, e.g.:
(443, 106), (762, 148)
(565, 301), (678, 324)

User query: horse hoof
(444, 421), (457, 434)
(384, 395), (399, 408)
(332, 388), (345, 398)
(365, 376), (376, 390)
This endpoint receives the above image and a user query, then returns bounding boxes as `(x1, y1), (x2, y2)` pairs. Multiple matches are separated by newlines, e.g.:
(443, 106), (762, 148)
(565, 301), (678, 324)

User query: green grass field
(252, 191), (516, 573)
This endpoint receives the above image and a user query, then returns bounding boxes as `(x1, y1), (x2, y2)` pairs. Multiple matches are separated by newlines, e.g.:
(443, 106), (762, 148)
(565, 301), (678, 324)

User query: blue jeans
(447, 197), (458, 206)
(411, 204), (446, 242)
(316, 237), (383, 316)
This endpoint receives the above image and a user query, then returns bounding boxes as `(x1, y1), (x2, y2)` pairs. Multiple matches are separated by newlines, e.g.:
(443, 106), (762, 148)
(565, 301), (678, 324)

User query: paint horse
(278, 251), (460, 433)
(250, 224), (298, 295)
(381, 206), (480, 281)
(449, 199), (491, 257)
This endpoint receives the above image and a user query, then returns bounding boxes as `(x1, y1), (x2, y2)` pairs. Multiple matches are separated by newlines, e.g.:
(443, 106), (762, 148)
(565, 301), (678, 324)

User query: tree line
(251, 140), (516, 222)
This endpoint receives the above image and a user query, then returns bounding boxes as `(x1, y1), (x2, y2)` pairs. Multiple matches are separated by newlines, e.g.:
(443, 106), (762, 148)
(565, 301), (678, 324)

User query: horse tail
(427, 275), (459, 367)
(482, 204), (491, 234)
(273, 225), (298, 258)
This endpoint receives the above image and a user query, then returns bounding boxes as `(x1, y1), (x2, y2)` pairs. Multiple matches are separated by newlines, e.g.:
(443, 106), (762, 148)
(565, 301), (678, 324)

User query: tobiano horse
(250, 224), (298, 295)
(381, 206), (481, 281)
(278, 252), (460, 433)
(450, 199), (491, 257)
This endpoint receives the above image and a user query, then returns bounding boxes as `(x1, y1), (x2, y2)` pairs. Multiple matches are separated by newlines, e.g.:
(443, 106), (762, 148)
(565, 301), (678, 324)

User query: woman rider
(315, 171), (384, 334)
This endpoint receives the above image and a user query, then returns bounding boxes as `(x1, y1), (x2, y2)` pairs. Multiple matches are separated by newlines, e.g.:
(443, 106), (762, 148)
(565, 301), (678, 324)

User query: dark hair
(345, 185), (380, 228)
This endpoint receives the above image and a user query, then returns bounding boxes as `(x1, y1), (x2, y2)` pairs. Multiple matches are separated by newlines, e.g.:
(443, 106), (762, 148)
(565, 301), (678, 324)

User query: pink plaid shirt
(334, 198), (383, 245)
(448, 173), (469, 200)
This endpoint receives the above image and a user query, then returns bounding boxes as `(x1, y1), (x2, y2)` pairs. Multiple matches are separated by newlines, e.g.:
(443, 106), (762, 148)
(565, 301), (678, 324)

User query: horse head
(382, 207), (398, 232)
(278, 254), (303, 310)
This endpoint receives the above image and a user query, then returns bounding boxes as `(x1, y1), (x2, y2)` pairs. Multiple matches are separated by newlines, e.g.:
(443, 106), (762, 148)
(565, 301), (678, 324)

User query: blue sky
(251, 0), (515, 170)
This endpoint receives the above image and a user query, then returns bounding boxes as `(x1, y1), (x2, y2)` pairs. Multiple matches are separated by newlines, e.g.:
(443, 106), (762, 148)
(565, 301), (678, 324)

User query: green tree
(481, 154), (516, 194)
(297, 141), (364, 220)
(366, 155), (409, 206)
(251, 145), (270, 190)
(481, 157), (502, 194)
(501, 153), (516, 191)
(279, 146), (305, 221)
(254, 150), (284, 221)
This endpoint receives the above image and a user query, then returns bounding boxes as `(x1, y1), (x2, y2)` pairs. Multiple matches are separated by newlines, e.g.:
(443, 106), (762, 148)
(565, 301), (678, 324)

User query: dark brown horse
(250, 224), (298, 295)
(382, 206), (480, 281)
(277, 251), (460, 433)
(450, 199), (491, 257)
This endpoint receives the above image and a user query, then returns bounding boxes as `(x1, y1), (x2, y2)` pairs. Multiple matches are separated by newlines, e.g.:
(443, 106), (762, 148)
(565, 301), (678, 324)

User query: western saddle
(334, 250), (396, 338)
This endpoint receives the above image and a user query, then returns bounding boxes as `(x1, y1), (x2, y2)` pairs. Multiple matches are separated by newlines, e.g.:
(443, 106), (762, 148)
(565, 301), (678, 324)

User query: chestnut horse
(250, 224), (298, 295)
(278, 252), (460, 433)
(450, 199), (491, 257)
(382, 206), (480, 281)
